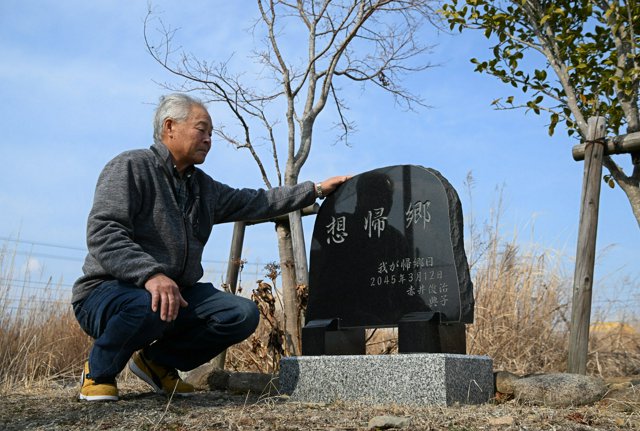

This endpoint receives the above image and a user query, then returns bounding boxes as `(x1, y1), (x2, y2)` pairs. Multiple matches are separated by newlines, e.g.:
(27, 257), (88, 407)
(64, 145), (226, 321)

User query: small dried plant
(227, 262), (288, 373)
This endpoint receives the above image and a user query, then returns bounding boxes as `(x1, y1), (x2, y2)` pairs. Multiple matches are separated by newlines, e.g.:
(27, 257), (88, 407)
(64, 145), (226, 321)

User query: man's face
(164, 104), (213, 171)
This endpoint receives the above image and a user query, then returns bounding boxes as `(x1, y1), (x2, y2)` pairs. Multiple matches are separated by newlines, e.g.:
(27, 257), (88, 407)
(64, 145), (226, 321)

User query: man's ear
(163, 118), (174, 137)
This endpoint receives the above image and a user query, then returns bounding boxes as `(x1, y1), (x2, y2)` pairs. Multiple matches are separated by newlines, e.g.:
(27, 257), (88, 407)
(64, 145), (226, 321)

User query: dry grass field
(0, 381), (638, 430)
(1, 214), (639, 430)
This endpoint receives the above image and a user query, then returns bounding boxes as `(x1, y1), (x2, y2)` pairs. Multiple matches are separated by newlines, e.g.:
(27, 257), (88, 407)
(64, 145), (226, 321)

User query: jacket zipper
(151, 147), (190, 280)
(178, 212), (189, 281)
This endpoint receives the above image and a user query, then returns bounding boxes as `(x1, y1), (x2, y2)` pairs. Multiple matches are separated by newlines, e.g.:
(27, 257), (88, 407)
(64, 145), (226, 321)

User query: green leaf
(445, 0), (631, 148)
(548, 112), (559, 136)
(534, 69), (547, 81)
(603, 175), (616, 189)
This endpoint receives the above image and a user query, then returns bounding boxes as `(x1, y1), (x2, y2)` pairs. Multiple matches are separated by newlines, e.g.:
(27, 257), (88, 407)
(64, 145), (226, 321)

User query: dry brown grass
(0, 308), (90, 388)
(1, 201), (639, 394)
(467, 231), (572, 374)
(464, 192), (640, 377)
(589, 322), (640, 377)
(0, 246), (91, 392)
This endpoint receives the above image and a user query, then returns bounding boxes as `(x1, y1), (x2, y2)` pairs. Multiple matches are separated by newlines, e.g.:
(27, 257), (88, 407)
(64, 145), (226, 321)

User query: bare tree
(145, 0), (438, 354)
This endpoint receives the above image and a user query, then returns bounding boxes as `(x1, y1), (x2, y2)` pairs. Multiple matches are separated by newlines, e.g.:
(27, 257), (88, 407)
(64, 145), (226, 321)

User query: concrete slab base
(279, 353), (493, 406)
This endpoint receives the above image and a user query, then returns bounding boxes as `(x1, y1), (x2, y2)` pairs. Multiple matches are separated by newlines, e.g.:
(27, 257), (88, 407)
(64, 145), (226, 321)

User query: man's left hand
(318, 175), (352, 197)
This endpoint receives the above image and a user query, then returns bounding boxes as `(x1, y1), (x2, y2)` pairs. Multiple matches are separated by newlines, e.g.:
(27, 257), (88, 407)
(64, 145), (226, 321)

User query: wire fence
(0, 263), (275, 311)
(1, 237), (639, 321)
(0, 236), (283, 317)
(2, 277), (638, 319)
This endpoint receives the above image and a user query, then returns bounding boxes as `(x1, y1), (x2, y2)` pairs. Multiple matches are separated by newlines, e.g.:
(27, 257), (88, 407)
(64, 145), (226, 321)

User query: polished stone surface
(307, 165), (473, 328)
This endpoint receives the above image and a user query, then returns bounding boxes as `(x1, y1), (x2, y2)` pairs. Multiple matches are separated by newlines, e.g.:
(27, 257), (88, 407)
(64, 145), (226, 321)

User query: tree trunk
(574, 134), (640, 228)
(614, 172), (640, 228)
(625, 185), (640, 228)
(275, 219), (301, 355)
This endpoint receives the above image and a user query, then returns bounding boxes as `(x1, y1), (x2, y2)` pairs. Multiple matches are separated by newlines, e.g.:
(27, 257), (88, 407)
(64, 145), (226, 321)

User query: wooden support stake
(245, 203), (319, 226)
(289, 209), (309, 288)
(572, 129), (640, 161)
(568, 116), (606, 375)
(211, 221), (246, 370)
(225, 221), (246, 294)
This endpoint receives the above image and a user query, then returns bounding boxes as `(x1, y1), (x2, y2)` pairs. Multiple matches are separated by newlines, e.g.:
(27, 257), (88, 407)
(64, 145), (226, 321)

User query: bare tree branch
(329, 82), (356, 146)
(145, 0), (437, 183)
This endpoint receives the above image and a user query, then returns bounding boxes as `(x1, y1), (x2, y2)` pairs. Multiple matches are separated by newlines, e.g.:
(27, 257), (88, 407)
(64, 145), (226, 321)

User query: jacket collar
(151, 142), (195, 179)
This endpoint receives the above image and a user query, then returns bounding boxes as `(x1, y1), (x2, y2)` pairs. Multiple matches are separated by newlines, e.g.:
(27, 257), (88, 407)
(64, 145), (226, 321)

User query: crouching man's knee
(121, 293), (170, 340)
(212, 296), (260, 344)
(235, 297), (260, 341)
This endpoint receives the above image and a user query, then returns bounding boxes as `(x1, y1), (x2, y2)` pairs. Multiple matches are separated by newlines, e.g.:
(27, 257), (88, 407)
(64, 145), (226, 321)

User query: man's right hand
(144, 273), (188, 322)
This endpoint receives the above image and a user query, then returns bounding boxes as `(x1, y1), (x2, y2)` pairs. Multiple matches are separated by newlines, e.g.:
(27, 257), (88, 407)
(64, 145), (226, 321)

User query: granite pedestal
(279, 353), (493, 406)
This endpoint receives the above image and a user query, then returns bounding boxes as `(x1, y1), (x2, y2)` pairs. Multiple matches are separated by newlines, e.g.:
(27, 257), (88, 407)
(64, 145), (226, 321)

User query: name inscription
(369, 256), (449, 308)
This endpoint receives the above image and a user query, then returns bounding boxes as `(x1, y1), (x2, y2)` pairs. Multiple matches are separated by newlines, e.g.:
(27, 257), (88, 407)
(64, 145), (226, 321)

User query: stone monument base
(279, 353), (493, 406)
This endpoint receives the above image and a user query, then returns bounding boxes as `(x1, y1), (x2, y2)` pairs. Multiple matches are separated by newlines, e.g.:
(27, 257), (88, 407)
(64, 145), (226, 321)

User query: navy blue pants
(73, 280), (259, 380)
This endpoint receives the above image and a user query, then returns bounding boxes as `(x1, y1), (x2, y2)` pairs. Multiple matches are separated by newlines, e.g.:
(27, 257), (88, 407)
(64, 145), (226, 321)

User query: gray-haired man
(73, 93), (348, 401)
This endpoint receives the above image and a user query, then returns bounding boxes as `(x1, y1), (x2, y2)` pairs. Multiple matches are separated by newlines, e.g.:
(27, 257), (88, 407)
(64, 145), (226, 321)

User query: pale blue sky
(0, 1), (637, 316)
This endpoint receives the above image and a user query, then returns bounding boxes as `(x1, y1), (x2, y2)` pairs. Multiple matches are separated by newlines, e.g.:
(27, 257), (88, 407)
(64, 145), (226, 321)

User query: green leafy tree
(440, 0), (640, 226)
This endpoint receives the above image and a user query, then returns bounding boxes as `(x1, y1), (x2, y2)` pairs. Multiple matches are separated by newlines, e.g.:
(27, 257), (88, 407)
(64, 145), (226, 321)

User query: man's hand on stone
(318, 175), (352, 197)
(144, 273), (188, 322)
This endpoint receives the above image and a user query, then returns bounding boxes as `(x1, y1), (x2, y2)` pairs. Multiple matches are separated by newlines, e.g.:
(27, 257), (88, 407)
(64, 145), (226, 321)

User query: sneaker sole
(78, 393), (119, 402)
(129, 359), (165, 394)
(129, 358), (195, 397)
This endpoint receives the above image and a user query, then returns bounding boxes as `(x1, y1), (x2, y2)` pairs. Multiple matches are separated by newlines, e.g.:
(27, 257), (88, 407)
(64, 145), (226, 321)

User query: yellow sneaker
(79, 361), (118, 401)
(129, 351), (195, 397)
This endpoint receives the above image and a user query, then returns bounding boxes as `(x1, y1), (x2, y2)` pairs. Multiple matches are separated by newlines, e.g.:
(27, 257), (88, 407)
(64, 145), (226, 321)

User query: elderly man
(72, 93), (348, 401)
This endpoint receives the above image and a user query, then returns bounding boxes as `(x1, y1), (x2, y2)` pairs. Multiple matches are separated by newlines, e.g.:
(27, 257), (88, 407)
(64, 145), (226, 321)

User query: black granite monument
(302, 165), (473, 355)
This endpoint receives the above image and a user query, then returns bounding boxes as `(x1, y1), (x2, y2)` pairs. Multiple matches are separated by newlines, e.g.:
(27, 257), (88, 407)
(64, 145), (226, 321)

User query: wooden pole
(289, 210), (309, 287)
(211, 221), (246, 370)
(225, 221), (246, 294)
(245, 203), (319, 226)
(568, 116), (606, 374)
(572, 130), (640, 161)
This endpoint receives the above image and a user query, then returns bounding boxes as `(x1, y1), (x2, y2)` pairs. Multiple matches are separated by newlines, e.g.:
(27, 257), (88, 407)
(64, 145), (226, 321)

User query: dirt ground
(1, 379), (639, 431)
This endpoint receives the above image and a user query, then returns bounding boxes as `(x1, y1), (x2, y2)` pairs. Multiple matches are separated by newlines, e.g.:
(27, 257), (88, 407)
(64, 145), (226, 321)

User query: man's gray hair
(153, 93), (205, 145)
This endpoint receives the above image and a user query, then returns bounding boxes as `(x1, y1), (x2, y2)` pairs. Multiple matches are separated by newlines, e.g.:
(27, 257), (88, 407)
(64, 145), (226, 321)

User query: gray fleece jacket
(72, 143), (316, 304)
